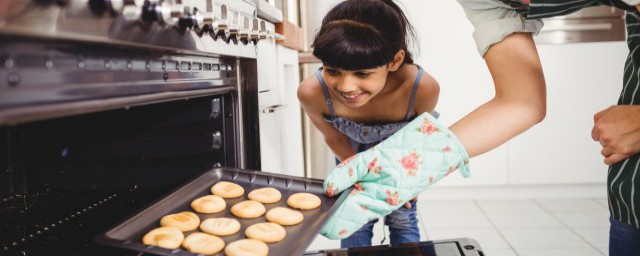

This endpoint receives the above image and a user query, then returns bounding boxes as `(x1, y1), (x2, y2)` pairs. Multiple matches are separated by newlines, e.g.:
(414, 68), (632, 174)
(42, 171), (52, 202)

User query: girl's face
(322, 65), (391, 108)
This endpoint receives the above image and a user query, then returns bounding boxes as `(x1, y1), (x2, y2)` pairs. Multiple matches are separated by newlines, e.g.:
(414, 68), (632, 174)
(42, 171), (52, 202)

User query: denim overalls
(315, 65), (427, 247)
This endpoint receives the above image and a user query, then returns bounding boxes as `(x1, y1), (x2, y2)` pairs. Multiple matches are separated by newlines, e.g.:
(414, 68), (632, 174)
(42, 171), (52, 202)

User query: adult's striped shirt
(500, 0), (640, 229)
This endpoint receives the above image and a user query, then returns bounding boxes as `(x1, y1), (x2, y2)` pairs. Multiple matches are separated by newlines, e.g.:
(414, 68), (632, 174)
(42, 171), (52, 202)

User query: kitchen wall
(302, 0), (627, 186)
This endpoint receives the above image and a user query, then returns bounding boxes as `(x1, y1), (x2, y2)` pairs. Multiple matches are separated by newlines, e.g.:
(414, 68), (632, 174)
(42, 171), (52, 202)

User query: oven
(0, 0), (270, 254)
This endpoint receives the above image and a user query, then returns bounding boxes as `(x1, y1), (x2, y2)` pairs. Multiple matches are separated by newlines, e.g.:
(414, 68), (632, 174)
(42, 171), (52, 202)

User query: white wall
(401, 0), (626, 186)
(402, 0), (510, 186)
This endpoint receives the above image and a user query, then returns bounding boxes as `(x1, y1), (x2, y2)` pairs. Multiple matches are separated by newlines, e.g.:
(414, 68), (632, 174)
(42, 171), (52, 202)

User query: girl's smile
(338, 91), (367, 103)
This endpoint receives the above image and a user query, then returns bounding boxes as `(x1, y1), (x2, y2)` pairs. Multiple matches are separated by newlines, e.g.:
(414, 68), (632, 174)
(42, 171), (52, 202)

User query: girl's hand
(404, 197), (417, 209)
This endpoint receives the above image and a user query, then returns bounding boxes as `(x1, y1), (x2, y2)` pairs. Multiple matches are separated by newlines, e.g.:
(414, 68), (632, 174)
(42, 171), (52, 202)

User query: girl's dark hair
(312, 0), (418, 70)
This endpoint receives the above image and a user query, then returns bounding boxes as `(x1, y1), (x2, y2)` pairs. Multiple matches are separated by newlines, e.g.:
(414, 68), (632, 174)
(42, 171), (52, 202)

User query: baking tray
(95, 167), (351, 256)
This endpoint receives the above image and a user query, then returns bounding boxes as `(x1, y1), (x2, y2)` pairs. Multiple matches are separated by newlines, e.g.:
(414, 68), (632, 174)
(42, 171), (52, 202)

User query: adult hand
(592, 105), (640, 165)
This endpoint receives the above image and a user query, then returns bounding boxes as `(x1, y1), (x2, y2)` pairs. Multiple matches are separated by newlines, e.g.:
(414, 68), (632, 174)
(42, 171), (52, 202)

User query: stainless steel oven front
(0, 0), (278, 254)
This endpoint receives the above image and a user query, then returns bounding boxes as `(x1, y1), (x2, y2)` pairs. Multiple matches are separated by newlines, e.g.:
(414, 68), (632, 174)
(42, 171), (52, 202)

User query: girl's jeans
(610, 217), (640, 256)
(340, 200), (420, 248)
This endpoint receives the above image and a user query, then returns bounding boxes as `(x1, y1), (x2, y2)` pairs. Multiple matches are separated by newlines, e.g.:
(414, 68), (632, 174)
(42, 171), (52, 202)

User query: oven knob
(225, 10), (239, 44)
(141, 1), (177, 26)
(89, 0), (125, 16)
(191, 8), (206, 35)
(122, 0), (144, 21)
(140, 1), (158, 24)
(239, 16), (250, 45)
(212, 131), (222, 150)
(177, 7), (205, 33)
(259, 20), (267, 40)
(211, 4), (230, 41)
(250, 18), (260, 45)
(199, 14), (216, 37)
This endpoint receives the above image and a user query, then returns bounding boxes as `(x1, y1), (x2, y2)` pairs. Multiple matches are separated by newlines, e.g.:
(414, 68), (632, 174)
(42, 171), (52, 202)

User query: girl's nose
(336, 84), (358, 93)
(336, 77), (358, 93)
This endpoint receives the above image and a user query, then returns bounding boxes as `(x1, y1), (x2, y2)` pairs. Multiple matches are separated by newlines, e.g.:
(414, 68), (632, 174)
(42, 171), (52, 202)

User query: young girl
(297, 0), (439, 248)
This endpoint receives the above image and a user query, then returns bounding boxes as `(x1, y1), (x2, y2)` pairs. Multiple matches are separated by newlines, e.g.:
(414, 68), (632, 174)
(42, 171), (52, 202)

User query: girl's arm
(450, 32), (546, 157)
(297, 78), (357, 161)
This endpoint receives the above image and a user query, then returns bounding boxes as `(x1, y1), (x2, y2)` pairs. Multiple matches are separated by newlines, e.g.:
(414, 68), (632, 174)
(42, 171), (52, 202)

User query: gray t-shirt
(457, 0), (544, 57)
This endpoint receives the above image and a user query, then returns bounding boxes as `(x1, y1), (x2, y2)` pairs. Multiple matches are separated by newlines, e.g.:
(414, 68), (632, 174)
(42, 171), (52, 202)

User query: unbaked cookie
(191, 195), (226, 214)
(142, 226), (184, 249)
(160, 211), (200, 232)
(245, 222), (286, 243)
(224, 239), (269, 256)
(266, 207), (304, 226)
(287, 192), (321, 210)
(211, 181), (245, 199)
(200, 217), (241, 236)
(247, 187), (282, 204)
(230, 200), (266, 219)
(182, 232), (225, 255)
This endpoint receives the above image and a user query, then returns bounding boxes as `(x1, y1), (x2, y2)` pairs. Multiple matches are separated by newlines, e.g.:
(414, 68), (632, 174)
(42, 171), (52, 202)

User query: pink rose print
(447, 163), (460, 176)
(348, 168), (354, 177)
(400, 151), (422, 176)
(367, 157), (382, 175)
(360, 205), (367, 211)
(443, 146), (451, 152)
(326, 183), (336, 197)
(339, 229), (347, 236)
(350, 183), (364, 196)
(429, 176), (434, 184)
(386, 190), (399, 206)
(416, 118), (438, 135)
(338, 155), (356, 168)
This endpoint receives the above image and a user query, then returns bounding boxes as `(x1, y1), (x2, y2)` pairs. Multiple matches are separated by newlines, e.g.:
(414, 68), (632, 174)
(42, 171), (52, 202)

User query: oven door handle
(261, 104), (288, 114)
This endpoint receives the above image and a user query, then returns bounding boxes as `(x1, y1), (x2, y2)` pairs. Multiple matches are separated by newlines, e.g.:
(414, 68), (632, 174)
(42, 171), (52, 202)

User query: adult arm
(452, 0), (546, 157)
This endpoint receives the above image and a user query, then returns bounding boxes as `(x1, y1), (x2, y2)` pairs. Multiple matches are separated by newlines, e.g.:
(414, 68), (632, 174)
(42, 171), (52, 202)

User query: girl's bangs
(312, 24), (394, 70)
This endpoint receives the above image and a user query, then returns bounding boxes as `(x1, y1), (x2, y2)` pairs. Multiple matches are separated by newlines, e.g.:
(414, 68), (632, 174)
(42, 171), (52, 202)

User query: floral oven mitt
(321, 112), (470, 239)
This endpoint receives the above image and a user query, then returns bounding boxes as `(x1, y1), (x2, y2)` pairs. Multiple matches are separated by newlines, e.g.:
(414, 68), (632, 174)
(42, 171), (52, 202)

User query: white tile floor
(307, 186), (611, 256)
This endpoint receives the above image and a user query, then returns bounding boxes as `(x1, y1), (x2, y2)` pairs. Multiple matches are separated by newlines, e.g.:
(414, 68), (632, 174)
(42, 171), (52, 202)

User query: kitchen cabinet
(257, 37), (305, 177)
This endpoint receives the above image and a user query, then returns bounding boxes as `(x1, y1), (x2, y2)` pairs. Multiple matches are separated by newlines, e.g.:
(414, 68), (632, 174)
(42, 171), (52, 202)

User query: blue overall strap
(405, 65), (424, 120)
(315, 68), (336, 118)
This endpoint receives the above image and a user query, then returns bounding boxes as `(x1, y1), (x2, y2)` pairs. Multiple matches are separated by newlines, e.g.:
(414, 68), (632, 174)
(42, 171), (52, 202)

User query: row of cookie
(143, 228), (268, 256)
(195, 182), (322, 214)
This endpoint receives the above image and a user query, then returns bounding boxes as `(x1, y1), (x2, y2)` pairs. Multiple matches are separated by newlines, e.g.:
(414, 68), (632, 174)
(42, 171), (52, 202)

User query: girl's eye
(355, 72), (371, 78)
(326, 69), (339, 75)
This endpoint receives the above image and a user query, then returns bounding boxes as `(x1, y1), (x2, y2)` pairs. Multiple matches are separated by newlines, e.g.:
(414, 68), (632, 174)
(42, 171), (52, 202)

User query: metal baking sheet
(95, 167), (350, 256)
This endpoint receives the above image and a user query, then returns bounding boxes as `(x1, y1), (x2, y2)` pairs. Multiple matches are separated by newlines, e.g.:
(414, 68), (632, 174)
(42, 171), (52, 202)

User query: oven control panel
(86, 0), (272, 45)
(0, 0), (278, 59)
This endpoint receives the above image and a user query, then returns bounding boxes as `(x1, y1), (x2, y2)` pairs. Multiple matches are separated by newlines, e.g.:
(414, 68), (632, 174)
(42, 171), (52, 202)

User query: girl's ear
(389, 50), (405, 72)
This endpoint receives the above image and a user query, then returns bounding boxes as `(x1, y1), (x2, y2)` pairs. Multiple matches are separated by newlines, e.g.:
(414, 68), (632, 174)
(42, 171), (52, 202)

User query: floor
(306, 186), (610, 256)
